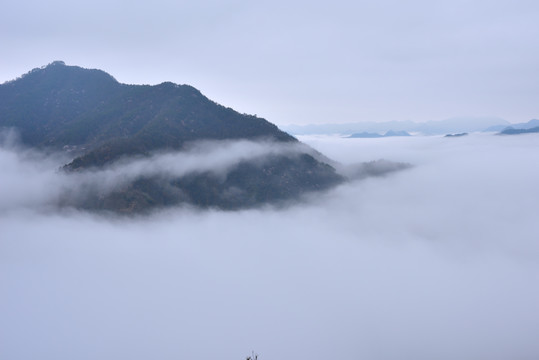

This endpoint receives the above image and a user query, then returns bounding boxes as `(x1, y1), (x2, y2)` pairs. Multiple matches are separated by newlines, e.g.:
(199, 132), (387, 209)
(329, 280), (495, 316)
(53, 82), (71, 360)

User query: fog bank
(0, 138), (316, 212)
(1, 133), (539, 360)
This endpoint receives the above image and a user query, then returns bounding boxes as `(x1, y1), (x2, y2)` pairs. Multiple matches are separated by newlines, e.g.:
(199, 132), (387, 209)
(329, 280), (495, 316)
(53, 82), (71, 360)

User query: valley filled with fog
(1, 133), (538, 360)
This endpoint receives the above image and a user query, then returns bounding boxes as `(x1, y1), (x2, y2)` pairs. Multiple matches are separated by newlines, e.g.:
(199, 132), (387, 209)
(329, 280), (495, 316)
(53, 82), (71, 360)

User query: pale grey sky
(1, 0), (538, 125)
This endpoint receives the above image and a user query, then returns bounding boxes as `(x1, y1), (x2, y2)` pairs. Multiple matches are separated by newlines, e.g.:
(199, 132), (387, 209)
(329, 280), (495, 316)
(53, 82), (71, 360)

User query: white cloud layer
(1, 133), (539, 360)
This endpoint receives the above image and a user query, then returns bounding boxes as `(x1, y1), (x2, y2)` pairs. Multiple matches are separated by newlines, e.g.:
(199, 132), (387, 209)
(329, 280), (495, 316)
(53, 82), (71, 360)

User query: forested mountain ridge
(0, 61), (294, 160)
(0, 61), (343, 212)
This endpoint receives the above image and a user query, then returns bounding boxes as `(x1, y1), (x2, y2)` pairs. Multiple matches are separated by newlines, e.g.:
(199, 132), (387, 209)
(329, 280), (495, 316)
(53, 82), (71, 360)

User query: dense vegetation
(0, 61), (294, 160)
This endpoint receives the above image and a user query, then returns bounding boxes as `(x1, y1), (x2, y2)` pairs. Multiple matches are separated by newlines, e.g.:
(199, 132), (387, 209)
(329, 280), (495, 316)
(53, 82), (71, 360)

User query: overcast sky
(1, 0), (539, 125)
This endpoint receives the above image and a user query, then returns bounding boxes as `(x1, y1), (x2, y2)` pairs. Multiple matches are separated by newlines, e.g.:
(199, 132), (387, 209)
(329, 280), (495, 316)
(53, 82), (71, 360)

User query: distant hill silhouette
(499, 126), (539, 135)
(0, 61), (343, 212)
(348, 130), (411, 138)
(384, 130), (411, 137)
(485, 119), (539, 133)
(347, 132), (383, 138)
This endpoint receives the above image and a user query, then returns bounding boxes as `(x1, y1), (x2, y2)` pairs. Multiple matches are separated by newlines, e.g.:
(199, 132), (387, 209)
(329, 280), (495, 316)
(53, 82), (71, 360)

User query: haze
(2, 133), (538, 359)
(2, 0), (539, 125)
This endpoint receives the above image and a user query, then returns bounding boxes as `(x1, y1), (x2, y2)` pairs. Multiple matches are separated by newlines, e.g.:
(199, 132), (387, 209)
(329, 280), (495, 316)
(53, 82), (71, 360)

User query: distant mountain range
(490, 119), (539, 135)
(499, 126), (539, 135)
(486, 119), (539, 133)
(347, 130), (411, 138)
(282, 117), (511, 135)
(0, 61), (343, 213)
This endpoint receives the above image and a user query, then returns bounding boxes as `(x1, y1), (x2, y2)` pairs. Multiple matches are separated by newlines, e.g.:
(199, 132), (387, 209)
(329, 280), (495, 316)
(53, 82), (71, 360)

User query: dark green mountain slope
(1, 61), (343, 212)
(1, 61), (293, 157)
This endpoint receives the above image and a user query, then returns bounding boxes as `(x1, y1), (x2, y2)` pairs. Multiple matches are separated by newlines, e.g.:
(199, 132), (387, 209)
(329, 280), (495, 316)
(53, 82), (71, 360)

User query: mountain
(282, 117), (509, 136)
(499, 126), (539, 135)
(347, 130), (411, 138)
(0, 61), (294, 160)
(347, 132), (383, 138)
(0, 61), (344, 213)
(507, 119), (539, 130)
(483, 125), (508, 132)
(383, 130), (411, 137)
(485, 119), (539, 133)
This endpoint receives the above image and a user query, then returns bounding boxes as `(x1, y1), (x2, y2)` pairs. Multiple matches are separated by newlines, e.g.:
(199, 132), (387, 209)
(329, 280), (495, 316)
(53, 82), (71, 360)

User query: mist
(0, 137), (317, 212)
(1, 133), (539, 360)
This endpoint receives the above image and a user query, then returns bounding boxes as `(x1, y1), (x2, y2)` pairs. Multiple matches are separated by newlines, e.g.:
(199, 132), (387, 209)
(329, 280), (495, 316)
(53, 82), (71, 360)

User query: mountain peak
(48, 60), (67, 67)
(20, 61), (118, 86)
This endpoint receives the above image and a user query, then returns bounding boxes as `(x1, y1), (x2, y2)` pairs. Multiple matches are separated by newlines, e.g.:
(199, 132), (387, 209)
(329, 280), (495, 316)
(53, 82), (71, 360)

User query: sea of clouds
(1, 132), (538, 360)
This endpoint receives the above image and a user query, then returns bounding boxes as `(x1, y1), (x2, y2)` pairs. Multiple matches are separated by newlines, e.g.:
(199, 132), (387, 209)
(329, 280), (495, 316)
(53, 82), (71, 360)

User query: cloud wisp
(0, 134), (412, 213)
(0, 138), (323, 212)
